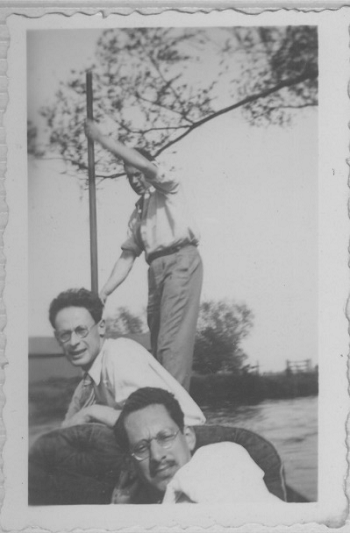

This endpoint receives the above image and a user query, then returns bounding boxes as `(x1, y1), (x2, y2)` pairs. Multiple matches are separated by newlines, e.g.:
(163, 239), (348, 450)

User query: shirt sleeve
(102, 339), (205, 426)
(145, 161), (179, 194)
(104, 339), (178, 401)
(120, 208), (143, 256)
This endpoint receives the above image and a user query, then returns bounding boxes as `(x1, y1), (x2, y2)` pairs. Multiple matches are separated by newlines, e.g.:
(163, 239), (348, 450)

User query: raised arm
(85, 119), (158, 181)
(62, 405), (121, 428)
(100, 250), (136, 303)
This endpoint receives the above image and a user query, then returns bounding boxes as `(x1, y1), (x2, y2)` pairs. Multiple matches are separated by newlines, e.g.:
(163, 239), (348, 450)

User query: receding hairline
(121, 403), (183, 448)
(124, 402), (178, 426)
(113, 387), (185, 453)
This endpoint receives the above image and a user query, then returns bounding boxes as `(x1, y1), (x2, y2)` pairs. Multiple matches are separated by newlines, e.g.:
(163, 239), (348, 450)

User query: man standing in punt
(85, 120), (203, 391)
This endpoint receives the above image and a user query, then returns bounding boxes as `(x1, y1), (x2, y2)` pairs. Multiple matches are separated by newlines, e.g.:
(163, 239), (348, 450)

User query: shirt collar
(135, 187), (154, 207)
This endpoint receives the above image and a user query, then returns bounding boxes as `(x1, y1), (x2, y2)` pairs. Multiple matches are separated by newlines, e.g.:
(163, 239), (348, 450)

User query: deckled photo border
(1, 3), (349, 532)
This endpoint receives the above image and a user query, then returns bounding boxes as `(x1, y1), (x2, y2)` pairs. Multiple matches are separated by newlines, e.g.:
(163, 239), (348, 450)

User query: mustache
(149, 460), (176, 478)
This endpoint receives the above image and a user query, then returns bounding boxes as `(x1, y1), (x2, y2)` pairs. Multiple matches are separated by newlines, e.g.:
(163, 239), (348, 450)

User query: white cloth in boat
(163, 442), (289, 504)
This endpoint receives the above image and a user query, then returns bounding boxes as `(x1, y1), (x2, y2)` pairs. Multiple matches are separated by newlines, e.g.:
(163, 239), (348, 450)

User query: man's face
(124, 404), (195, 496)
(54, 307), (102, 371)
(125, 165), (151, 196)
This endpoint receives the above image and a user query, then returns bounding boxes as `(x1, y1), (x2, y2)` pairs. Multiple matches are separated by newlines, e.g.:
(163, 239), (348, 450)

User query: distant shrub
(190, 372), (318, 405)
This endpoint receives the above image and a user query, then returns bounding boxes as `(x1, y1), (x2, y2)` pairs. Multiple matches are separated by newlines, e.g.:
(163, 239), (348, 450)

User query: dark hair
(49, 288), (104, 328)
(114, 387), (184, 453)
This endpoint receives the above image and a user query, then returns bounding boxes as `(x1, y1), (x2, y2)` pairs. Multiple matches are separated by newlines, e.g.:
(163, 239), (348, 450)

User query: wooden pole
(86, 71), (98, 294)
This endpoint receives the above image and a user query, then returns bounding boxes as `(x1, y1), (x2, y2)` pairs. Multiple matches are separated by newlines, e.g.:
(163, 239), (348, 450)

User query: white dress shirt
(121, 162), (200, 261)
(65, 337), (205, 427)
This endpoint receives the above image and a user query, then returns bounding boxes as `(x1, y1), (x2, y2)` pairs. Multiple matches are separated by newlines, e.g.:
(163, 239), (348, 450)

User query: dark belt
(147, 243), (196, 265)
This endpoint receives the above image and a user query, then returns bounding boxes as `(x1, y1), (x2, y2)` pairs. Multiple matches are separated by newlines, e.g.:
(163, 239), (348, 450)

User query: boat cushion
(29, 423), (124, 505)
(29, 423), (288, 505)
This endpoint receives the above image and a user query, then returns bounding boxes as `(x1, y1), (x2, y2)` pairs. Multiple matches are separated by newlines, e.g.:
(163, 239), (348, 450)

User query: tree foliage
(38, 26), (317, 179)
(104, 306), (146, 337)
(193, 300), (254, 375)
(103, 299), (253, 374)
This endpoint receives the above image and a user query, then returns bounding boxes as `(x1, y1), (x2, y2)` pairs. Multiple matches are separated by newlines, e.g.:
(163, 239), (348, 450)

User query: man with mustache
(49, 288), (205, 428)
(85, 120), (203, 392)
(113, 387), (289, 505)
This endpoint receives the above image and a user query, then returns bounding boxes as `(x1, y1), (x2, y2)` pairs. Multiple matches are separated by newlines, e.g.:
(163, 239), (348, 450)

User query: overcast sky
(27, 28), (318, 372)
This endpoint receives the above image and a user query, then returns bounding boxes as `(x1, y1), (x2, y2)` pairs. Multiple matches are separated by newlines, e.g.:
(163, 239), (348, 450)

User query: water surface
(202, 395), (318, 501)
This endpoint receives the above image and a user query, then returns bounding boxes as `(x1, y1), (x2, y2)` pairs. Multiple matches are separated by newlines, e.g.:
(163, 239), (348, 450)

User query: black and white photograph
(1, 5), (349, 532)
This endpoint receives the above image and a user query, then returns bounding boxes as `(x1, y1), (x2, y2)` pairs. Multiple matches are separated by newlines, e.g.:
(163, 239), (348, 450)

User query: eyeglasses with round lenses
(55, 323), (97, 344)
(131, 429), (180, 462)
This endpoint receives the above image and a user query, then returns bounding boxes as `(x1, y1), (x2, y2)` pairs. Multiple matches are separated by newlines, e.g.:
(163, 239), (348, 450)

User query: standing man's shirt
(121, 162), (200, 261)
(64, 337), (205, 427)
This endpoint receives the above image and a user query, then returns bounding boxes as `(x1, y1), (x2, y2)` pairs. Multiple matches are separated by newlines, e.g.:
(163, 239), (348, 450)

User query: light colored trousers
(147, 245), (203, 391)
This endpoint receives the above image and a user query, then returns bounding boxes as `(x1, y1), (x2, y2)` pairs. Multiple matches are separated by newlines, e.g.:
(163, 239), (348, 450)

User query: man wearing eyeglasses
(113, 386), (196, 503)
(49, 288), (205, 428)
(113, 387), (287, 505)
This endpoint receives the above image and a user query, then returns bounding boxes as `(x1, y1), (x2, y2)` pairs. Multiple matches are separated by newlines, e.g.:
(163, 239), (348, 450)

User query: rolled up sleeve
(146, 161), (179, 194)
(120, 209), (143, 257)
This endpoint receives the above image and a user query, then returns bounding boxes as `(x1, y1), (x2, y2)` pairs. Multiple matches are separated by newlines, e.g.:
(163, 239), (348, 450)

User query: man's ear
(183, 426), (196, 452)
(98, 319), (106, 337)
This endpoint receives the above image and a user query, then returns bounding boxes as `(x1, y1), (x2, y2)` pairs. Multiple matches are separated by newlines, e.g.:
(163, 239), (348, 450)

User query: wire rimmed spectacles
(130, 429), (180, 462)
(55, 323), (98, 344)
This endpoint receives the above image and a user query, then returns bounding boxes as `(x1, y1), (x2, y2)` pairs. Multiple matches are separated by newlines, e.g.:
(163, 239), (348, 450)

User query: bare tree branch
(136, 92), (195, 124)
(154, 69), (318, 157)
(148, 55), (187, 117)
(36, 27), (318, 179)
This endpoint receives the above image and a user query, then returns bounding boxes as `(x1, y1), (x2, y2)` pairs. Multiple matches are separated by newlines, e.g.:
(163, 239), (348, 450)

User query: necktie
(79, 373), (95, 409)
(64, 373), (95, 421)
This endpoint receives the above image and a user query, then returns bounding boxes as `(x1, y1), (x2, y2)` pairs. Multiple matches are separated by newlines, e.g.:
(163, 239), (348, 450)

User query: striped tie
(79, 373), (95, 409)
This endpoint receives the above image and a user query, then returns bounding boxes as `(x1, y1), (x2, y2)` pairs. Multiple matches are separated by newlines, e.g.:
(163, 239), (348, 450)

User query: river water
(201, 395), (318, 502)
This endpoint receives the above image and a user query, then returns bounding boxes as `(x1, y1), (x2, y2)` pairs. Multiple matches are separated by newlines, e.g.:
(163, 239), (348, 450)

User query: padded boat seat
(29, 423), (123, 505)
(29, 423), (306, 505)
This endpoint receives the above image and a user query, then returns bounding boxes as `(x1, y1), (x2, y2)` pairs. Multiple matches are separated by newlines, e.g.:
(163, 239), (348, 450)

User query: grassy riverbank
(29, 376), (79, 426)
(29, 371), (318, 429)
(190, 371), (318, 406)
